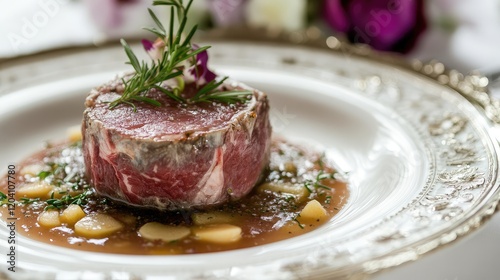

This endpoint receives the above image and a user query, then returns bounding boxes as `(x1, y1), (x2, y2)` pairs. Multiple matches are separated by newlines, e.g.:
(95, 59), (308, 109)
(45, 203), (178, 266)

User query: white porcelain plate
(1, 39), (499, 279)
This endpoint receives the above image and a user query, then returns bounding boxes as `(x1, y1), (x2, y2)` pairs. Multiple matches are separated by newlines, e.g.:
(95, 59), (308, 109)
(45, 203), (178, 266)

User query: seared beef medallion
(82, 79), (271, 210)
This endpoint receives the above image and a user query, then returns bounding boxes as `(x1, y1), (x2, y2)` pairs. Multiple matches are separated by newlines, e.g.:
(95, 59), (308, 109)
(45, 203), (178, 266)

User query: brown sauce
(0, 137), (348, 255)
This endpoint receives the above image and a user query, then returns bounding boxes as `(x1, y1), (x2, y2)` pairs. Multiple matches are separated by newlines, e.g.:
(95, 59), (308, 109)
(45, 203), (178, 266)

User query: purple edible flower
(189, 45), (217, 85)
(323, 0), (427, 53)
(141, 38), (164, 61)
(141, 39), (153, 51)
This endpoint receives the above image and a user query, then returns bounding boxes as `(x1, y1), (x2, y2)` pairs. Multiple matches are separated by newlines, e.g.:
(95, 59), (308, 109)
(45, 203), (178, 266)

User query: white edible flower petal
(245, 0), (306, 31)
(180, 60), (197, 84)
(142, 39), (165, 62)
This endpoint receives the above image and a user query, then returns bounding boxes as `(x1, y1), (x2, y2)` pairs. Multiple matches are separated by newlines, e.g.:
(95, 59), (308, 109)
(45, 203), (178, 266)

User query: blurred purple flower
(207, 0), (248, 26)
(84, 0), (140, 29)
(189, 45), (217, 85)
(323, 0), (426, 53)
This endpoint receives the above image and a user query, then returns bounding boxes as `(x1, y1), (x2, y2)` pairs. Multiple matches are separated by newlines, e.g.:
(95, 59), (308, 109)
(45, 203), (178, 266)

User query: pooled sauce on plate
(0, 136), (348, 255)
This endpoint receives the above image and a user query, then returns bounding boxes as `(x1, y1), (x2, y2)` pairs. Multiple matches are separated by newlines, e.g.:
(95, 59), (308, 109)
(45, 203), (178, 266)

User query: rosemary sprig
(109, 0), (251, 110)
(191, 77), (252, 104)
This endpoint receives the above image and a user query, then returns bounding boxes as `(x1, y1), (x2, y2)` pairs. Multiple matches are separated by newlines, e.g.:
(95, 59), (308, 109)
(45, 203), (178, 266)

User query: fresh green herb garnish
(190, 77), (251, 103)
(38, 149), (93, 210)
(293, 216), (305, 229)
(325, 195), (332, 205)
(109, 0), (251, 110)
(303, 170), (336, 193)
(37, 170), (52, 180)
(45, 188), (93, 210)
(15, 144), (94, 211)
(19, 197), (40, 205)
(0, 191), (7, 206)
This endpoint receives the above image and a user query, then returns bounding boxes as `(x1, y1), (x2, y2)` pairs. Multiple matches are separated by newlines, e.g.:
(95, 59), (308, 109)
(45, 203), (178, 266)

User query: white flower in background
(443, 0), (500, 70)
(245, 0), (306, 31)
(411, 0), (500, 71)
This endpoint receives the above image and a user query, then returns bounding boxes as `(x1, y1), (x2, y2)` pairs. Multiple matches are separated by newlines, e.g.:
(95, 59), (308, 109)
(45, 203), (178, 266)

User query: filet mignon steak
(82, 78), (272, 210)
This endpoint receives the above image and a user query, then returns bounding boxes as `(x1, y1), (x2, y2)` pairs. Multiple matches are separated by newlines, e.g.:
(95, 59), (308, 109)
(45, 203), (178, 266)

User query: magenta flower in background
(207, 0), (248, 27)
(84, 0), (140, 29)
(323, 0), (427, 53)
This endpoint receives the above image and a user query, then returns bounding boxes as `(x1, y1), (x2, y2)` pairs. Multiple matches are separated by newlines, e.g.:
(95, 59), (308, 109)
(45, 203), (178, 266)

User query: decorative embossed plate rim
(1, 33), (500, 280)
